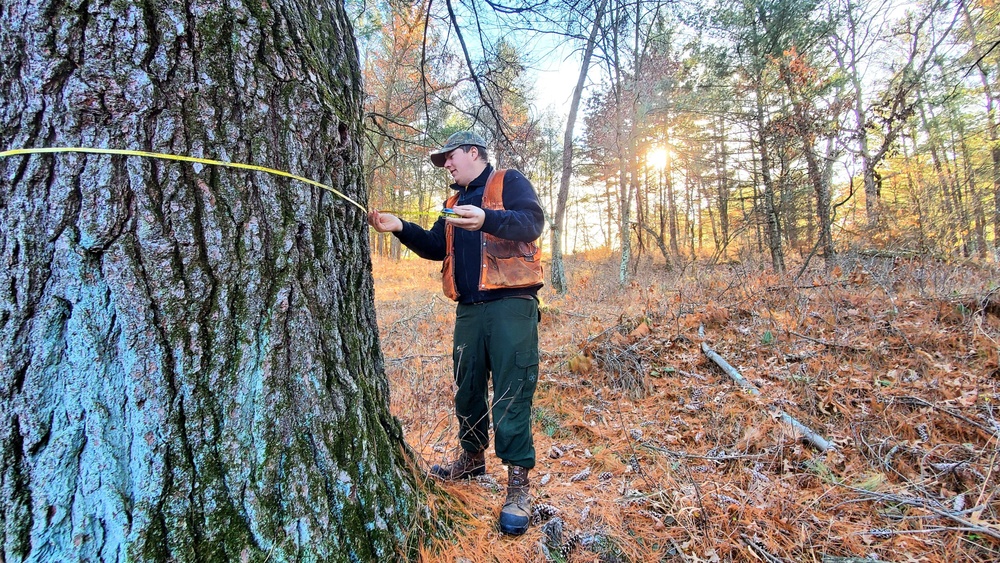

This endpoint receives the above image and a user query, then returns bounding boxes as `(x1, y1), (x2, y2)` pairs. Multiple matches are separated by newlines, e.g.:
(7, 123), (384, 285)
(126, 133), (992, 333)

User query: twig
(851, 525), (999, 536)
(841, 484), (1000, 542)
(385, 353), (449, 364)
(974, 445), (1000, 512)
(783, 351), (817, 362)
(548, 309), (592, 319)
(641, 444), (771, 462)
(676, 369), (707, 381)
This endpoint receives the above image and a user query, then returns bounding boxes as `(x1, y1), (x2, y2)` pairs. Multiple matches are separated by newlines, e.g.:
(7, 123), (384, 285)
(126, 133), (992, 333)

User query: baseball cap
(429, 131), (487, 167)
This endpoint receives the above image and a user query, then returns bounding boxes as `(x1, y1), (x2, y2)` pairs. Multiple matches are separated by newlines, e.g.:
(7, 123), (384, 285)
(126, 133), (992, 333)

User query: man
(367, 131), (544, 536)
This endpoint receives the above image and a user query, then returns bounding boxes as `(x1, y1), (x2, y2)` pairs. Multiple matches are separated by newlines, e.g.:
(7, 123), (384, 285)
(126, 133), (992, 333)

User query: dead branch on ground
(700, 326), (835, 452)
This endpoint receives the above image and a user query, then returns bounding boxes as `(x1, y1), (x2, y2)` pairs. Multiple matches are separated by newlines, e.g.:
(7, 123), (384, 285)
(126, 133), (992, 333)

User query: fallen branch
(700, 327), (835, 452)
(890, 395), (998, 437)
(841, 485), (1000, 543)
(385, 353), (448, 364)
(641, 444), (772, 462)
(857, 248), (923, 259)
(701, 343), (757, 394)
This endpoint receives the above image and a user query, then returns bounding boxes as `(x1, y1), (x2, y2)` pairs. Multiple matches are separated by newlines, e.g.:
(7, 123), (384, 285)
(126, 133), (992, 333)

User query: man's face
(442, 146), (482, 187)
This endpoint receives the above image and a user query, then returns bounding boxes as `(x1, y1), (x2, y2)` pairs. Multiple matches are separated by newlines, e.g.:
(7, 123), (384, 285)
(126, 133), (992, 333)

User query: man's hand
(447, 205), (485, 231)
(367, 210), (403, 233)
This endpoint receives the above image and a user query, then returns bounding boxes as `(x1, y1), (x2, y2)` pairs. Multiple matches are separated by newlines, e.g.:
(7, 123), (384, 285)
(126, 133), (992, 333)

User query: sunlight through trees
(352, 0), (1000, 279)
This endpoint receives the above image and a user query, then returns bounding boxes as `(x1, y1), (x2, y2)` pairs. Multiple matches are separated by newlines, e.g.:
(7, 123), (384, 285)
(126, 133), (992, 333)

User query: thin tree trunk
(778, 143), (797, 250)
(697, 176), (706, 255)
(960, 0), (1000, 259)
(756, 93), (785, 273)
(551, 0), (608, 294)
(608, 3), (633, 285)
(917, 98), (960, 251)
(619, 151), (635, 284)
(715, 116), (731, 260)
(686, 172), (696, 261)
(842, 44), (882, 229)
(948, 126), (973, 257)
(605, 178), (615, 249)
(901, 127), (929, 250)
(951, 115), (988, 258)
(666, 145), (680, 257)
(636, 158), (649, 259)
(781, 71), (833, 265)
(0, 2), (428, 561)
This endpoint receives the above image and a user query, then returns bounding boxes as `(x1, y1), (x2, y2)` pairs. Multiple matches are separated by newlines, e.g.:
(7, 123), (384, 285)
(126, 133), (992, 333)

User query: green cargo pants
(453, 296), (539, 469)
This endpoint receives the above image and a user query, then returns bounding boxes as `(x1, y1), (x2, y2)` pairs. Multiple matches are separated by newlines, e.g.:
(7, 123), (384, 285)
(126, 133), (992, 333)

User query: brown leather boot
(429, 450), (486, 480)
(499, 466), (531, 535)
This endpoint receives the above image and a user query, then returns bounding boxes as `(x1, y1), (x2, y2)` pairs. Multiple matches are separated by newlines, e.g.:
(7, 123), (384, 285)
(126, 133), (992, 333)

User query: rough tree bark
(1, 1), (429, 561)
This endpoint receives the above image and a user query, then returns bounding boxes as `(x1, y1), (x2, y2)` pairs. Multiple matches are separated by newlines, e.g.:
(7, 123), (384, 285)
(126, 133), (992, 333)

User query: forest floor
(371, 250), (1000, 562)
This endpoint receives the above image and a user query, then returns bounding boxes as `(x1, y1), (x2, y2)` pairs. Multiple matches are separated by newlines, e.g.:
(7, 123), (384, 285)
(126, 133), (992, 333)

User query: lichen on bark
(0, 1), (440, 561)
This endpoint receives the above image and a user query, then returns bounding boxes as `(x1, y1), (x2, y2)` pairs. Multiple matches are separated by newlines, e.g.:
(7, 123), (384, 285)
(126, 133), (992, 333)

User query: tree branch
(444, 0), (510, 144)
(699, 326), (835, 452)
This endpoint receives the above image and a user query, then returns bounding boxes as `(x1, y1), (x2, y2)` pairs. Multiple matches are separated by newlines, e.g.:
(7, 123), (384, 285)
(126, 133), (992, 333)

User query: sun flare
(647, 147), (669, 170)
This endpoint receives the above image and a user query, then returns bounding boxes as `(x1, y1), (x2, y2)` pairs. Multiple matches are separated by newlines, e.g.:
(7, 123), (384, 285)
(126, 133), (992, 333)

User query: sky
(528, 41), (584, 115)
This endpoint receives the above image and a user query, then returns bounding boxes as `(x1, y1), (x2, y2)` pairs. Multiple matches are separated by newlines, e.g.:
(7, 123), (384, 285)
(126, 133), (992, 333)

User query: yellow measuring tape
(0, 146), (367, 213)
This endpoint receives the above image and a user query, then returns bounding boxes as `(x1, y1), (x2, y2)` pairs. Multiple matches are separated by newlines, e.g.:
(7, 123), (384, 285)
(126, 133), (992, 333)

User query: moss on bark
(0, 1), (454, 561)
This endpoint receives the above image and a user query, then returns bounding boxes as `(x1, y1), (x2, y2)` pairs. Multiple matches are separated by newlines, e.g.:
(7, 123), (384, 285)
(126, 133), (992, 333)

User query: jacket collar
(451, 164), (494, 192)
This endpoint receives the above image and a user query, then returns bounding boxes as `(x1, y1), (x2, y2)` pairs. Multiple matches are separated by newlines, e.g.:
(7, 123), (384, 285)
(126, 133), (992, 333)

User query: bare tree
(958, 0), (1000, 259)
(832, 0), (960, 230)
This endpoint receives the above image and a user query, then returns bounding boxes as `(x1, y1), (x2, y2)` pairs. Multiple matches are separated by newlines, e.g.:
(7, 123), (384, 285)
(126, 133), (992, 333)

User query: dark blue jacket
(394, 164), (544, 303)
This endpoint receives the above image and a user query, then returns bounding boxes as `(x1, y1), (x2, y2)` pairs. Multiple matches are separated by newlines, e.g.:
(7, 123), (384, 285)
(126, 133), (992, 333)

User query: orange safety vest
(441, 169), (543, 301)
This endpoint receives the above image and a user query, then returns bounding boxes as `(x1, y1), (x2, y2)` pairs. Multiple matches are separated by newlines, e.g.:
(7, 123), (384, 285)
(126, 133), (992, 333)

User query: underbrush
(372, 253), (1000, 562)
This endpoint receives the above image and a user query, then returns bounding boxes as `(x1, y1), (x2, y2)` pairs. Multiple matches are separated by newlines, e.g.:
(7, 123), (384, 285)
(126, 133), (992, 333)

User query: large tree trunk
(0, 1), (427, 561)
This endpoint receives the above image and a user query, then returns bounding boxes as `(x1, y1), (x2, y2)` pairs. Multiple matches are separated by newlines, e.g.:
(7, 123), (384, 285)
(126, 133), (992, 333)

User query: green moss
(243, 2), (273, 28)
(130, 501), (170, 561)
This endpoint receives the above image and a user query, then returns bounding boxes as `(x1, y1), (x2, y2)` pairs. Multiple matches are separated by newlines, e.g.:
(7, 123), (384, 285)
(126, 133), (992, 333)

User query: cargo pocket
(483, 237), (543, 289)
(515, 350), (539, 399)
(485, 238), (535, 260)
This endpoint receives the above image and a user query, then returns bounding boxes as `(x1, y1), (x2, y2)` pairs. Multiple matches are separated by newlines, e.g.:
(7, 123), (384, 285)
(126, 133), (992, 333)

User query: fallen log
(699, 330), (835, 452)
